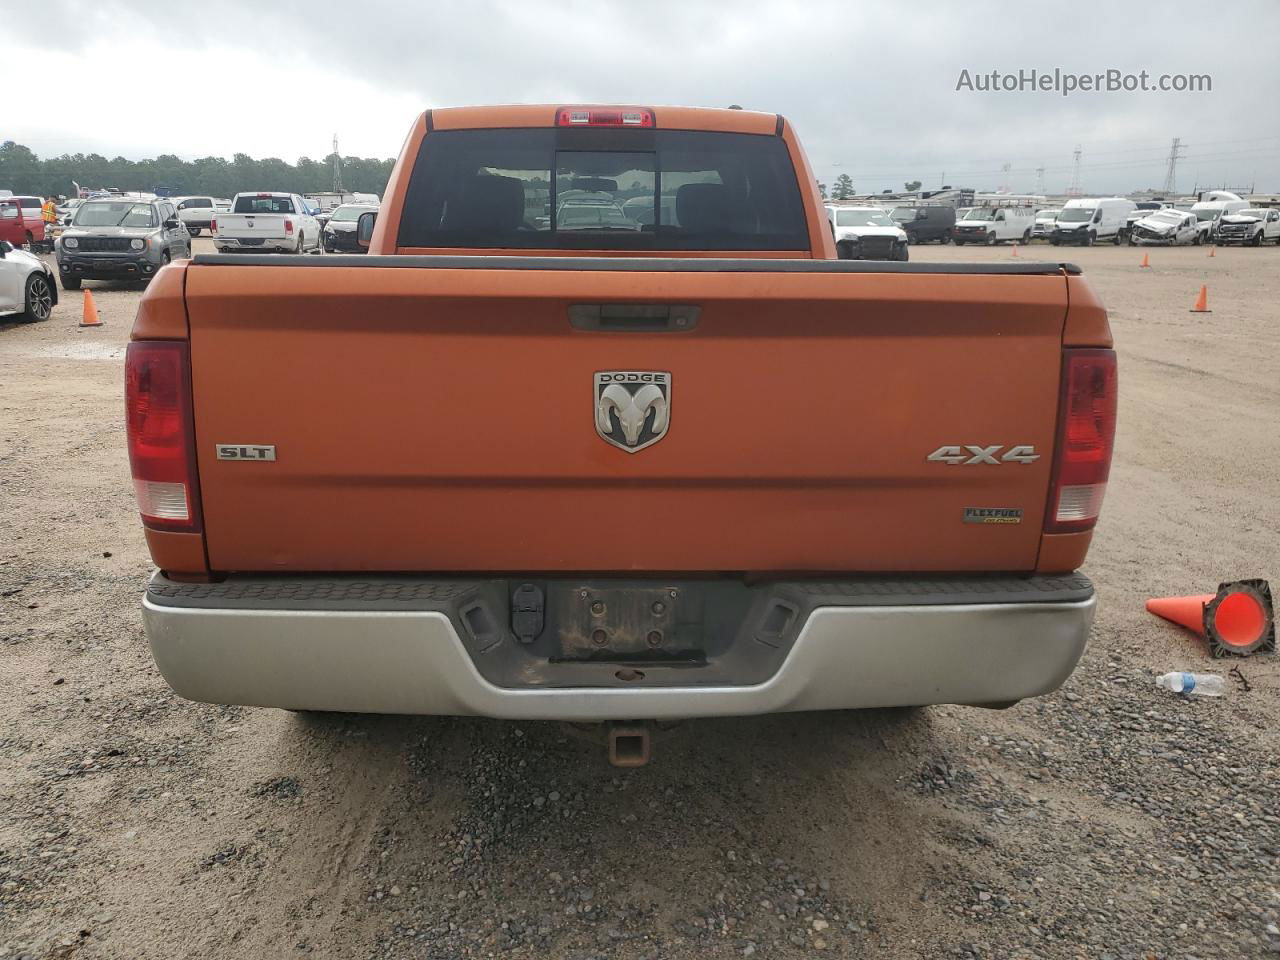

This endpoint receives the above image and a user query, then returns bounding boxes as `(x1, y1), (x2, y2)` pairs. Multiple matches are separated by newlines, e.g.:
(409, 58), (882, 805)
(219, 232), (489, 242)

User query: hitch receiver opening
(607, 723), (652, 768)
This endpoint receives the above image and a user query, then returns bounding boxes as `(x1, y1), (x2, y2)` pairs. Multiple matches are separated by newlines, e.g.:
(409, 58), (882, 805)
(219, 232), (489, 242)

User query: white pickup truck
(212, 192), (321, 254)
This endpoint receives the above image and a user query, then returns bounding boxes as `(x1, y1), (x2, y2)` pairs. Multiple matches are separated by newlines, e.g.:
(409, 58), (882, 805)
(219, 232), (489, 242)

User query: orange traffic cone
(1189, 284), (1210, 313)
(1140, 253), (1150, 268)
(1010, 243), (1019, 257)
(1147, 580), (1275, 657)
(79, 289), (102, 328)
(1208, 245), (1216, 258)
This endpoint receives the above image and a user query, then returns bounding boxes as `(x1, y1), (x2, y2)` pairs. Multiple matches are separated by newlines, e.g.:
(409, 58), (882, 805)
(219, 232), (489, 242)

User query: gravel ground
(1, 239), (1277, 959)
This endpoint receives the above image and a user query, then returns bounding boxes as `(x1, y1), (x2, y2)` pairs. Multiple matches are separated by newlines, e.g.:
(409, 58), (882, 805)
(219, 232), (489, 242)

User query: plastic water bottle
(1155, 672), (1225, 696)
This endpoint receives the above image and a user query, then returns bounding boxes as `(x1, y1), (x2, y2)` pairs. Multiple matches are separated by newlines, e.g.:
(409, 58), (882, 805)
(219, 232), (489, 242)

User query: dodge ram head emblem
(595, 371), (671, 453)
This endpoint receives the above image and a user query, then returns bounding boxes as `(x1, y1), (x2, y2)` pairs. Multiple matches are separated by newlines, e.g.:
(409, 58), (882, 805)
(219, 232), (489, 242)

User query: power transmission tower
(332, 133), (344, 192)
(1067, 145), (1082, 197)
(1035, 166), (1047, 196)
(1161, 137), (1184, 195)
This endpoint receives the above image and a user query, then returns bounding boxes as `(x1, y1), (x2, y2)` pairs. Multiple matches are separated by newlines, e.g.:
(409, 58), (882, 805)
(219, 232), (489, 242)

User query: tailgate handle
(568, 304), (700, 332)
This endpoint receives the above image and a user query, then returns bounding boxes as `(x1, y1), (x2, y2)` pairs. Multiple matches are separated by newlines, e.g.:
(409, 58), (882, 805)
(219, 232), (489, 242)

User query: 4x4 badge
(595, 371), (671, 453)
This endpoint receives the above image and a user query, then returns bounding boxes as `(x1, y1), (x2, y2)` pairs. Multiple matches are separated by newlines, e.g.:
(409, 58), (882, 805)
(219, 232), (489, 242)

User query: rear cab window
(397, 127), (808, 250)
(233, 195), (296, 214)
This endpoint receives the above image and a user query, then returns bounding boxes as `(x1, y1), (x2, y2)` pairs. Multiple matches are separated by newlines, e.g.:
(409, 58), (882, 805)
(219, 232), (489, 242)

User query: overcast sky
(9, 0), (1280, 194)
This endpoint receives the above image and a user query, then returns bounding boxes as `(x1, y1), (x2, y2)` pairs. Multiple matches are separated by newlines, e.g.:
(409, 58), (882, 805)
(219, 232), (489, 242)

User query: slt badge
(595, 371), (671, 453)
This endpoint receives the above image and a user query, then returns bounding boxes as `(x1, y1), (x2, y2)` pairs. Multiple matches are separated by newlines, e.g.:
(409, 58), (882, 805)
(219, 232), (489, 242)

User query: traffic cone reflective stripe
(1140, 253), (1150, 268)
(79, 289), (102, 327)
(1190, 285), (1210, 312)
(1147, 580), (1275, 657)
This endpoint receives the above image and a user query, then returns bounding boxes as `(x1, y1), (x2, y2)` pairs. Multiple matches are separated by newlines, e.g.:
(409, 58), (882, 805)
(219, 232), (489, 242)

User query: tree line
(0, 141), (394, 199)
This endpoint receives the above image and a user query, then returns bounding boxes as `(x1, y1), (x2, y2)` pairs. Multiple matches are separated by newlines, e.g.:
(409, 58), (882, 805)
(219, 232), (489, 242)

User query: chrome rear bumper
(143, 575), (1094, 721)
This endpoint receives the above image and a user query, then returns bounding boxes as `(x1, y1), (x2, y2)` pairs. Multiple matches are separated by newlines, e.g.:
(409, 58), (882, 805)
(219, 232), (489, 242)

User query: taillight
(557, 107), (654, 127)
(210, 217), (216, 233)
(125, 341), (201, 533)
(1045, 348), (1117, 533)
(284, 219), (294, 235)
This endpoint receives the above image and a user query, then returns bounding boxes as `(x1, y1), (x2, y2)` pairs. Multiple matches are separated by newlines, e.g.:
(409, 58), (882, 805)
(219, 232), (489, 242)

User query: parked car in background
(889, 204), (956, 243)
(1129, 209), (1201, 246)
(952, 204), (1035, 245)
(173, 196), (219, 236)
(212, 192), (321, 254)
(1123, 201), (1170, 238)
(214, 198), (232, 212)
(1216, 207), (1280, 246)
(55, 197), (191, 290)
(827, 205), (909, 259)
(0, 239), (58, 322)
(1190, 195), (1248, 241)
(3, 196), (47, 247)
(0, 198), (38, 249)
(1051, 197), (1136, 246)
(322, 203), (379, 252)
(1030, 208), (1061, 239)
(57, 198), (84, 224)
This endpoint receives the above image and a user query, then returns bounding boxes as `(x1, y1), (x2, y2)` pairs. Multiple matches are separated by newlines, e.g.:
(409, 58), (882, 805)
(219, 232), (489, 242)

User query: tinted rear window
(397, 128), (809, 250)
(233, 195), (295, 214)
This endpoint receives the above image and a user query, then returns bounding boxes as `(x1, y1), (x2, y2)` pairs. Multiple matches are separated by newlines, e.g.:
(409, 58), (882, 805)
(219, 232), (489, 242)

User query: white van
(1050, 197), (1137, 246)
(1189, 191), (1248, 241)
(951, 204), (1036, 245)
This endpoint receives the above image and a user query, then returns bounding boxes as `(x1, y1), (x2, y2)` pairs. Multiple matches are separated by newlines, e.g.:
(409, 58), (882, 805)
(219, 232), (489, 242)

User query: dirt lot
(1, 239), (1277, 960)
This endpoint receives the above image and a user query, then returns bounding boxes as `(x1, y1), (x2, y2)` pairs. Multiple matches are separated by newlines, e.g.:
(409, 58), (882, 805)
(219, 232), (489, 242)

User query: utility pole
(1067, 144), (1082, 197)
(1161, 137), (1184, 196)
(332, 133), (344, 193)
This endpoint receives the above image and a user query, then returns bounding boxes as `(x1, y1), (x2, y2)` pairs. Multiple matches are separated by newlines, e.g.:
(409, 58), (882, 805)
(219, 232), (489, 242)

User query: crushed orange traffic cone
(1208, 245), (1216, 257)
(1189, 284), (1210, 313)
(79, 289), (102, 328)
(1140, 253), (1150, 268)
(1147, 580), (1275, 657)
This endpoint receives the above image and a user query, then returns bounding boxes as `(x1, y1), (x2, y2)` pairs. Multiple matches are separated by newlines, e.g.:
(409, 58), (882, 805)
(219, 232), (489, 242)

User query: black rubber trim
(424, 109), (433, 133)
(146, 573), (1092, 611)
(190, 253), (1082, 276)
(775, 114), (785, 136)
(147, 575), (481, 610)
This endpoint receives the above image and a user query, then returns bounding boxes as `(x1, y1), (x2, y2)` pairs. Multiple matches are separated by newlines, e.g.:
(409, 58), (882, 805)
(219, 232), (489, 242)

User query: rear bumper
(142, 573), (1095, 720)
(213, 238), (296, 252)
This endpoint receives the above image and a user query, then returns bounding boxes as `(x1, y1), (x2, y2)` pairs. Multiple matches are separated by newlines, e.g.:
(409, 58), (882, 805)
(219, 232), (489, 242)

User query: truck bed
(179, 254), (1083, 575)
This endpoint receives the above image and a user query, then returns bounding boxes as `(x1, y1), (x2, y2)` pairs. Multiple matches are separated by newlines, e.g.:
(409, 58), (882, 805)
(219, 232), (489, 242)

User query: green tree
(816, 180), (827, 200)
(904, 180), (922, 192)
(832, 174), (854, 200)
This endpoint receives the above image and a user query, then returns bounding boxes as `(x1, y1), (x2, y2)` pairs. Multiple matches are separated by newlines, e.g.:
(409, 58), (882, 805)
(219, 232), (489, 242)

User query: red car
(0, 197), (45, 248)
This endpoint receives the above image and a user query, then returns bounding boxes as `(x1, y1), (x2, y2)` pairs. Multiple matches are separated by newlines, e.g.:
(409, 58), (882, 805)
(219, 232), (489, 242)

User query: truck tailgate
(212, 214), (288, 239)
(185, 257), (1071, 574)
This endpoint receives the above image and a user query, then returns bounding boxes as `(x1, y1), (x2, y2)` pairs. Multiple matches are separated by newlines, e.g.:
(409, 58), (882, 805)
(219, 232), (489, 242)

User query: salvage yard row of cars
(824, 188), (1280, 259)
(0, 189), (382, 292)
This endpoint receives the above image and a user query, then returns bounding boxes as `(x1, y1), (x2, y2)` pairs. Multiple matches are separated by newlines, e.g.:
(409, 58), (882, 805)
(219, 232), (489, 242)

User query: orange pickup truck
(129, 105), (1116, 759)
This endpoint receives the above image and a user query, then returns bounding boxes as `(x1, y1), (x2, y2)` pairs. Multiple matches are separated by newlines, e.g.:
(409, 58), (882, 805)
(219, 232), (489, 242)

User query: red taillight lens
(125, 341), (201, 533)
(557, 107), (654, 127)
(1045, 348), (1117, 533)
(284, 218), (294, 235)
(210, 217), (217, 233)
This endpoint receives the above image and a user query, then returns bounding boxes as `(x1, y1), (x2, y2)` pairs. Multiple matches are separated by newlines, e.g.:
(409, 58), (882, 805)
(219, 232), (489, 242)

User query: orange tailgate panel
(185, 265), (1069, 574)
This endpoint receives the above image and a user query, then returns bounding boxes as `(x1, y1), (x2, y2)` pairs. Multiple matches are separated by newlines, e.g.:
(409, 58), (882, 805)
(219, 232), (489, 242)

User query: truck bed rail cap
(190, 254), (1082, 275)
